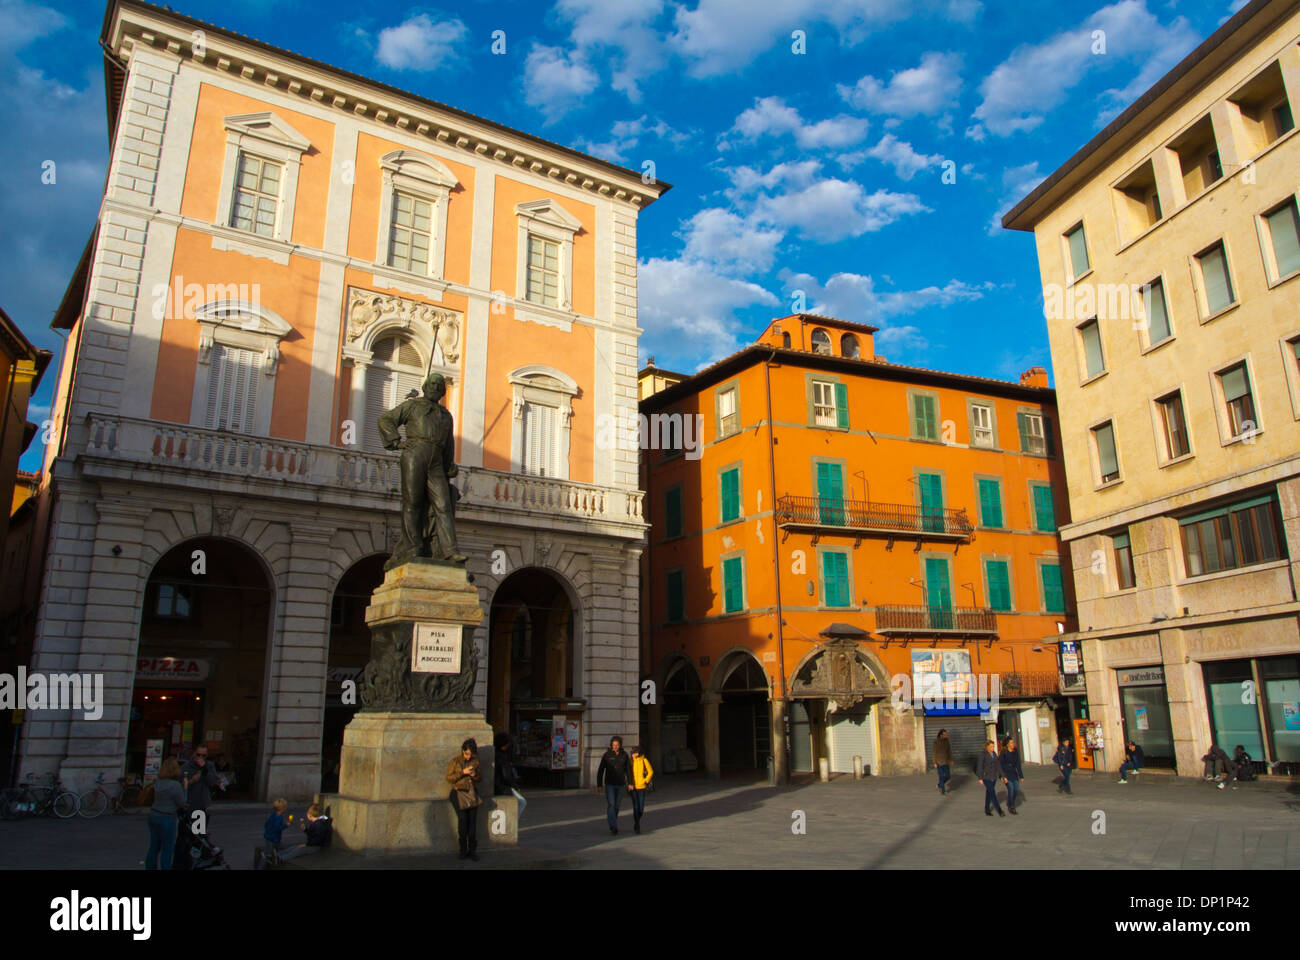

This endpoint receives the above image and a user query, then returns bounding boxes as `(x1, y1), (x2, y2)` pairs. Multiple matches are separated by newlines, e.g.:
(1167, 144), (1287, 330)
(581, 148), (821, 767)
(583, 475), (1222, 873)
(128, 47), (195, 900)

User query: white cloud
(838, 51), (963, 117)
(575, 115), (686, 164)
(680, 208), (784, 273)
(374, 13), (468, 71)
(988, 161), (1045, 235)
(755, 177), (927, 242)
(728, 96), (869, 150)
(860, 134), (944, 180)
(974, 0), (1198, 136)
(523, 45), (600, 124)
(553, 0), (668, 100)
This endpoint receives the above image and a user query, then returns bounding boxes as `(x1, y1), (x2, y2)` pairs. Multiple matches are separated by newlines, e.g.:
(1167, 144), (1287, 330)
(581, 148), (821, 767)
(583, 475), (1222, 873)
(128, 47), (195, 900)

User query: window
(1017, 410), (1054, 456)
(364, 334), (425, 452)
(1113, 532), (1135, 590)
(719, 467), (741, 524)
(917, 472), (944, 533)
(1196, 242), (1236, 316)
(664, 486), (683, 539)
(1039, 563), (1065, 613)
(1093, 421), (1120, 483)
(1031, 483), (1056, 532)
(1064, 223), (1090, 279)
(810, 329), (832, 355)
(984, 559), (1012, 612)
(1262, 197), (1300, 281)
(1142, 278), (1172, 345)
(1157, 391), (1191, 460)
(1180, 495), (1285, 577)
(781, 332), (792, 348)
(1078, 319), (1106, 378)
(230, 153), (280, 237)
(191, 300), (289, 438)
(1217, 362), (1257, 439)
(375, 151), (458, 281)
(1172, 116), (1222, 197)
(526, 235), (561, 306)
(816, 461), (845, 525)
(509, 365), (578, 478)
(841, 333), (861, 358)
(717, 385), (739, 438)
(215, 112), (309, 246)
(515, 199), (581, 320)
(821, 551), (851, 607)
(969, 402), (995, 448)
(666, 569), (684, 622)
(204, 343), (261, 434)
(1229, 61), (1294, 154)
(810, 379), (848, 429)
(976, 477), (1003, 528)
(722, 555), (745, 613)
(522, 401), (558, 476)
(154, 583), (194, 619)
(387, 192), (432, 274)
(911, 392), (938, 440)
(1115, 161), (1163, 237)
(924, 556), (953, 628)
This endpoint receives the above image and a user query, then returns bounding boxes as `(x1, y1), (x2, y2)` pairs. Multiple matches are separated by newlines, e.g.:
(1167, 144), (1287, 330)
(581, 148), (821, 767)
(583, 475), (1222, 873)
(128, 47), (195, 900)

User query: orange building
(641, 314), (1077, 781)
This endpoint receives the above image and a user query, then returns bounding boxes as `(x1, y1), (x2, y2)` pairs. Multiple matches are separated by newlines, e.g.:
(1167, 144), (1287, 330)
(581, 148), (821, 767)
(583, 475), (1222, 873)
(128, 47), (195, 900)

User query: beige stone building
(1004, 0), (1300, 776)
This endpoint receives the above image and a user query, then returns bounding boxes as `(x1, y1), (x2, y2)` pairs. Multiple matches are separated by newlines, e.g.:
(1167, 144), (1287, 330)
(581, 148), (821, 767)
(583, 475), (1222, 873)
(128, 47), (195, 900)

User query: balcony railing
(776, 495), (974, 542)
(874, 604), (997, 636)
(999, 671), (1060, 697)
(82, 413), (644, 526)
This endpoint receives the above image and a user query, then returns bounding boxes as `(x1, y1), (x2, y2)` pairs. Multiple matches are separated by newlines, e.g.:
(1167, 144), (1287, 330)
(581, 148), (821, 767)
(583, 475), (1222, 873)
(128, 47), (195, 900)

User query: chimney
(1020, 366), (1049, 388)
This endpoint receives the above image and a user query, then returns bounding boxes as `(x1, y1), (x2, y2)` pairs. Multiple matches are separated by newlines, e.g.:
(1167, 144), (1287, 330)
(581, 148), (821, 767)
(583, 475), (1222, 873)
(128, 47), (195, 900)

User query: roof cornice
(103, 0), (672, 210)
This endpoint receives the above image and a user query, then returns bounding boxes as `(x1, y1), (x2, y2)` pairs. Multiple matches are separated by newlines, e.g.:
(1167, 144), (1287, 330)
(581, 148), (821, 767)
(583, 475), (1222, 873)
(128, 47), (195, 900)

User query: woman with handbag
(446, 738), (483, 861)
(628, 745), (654, 834)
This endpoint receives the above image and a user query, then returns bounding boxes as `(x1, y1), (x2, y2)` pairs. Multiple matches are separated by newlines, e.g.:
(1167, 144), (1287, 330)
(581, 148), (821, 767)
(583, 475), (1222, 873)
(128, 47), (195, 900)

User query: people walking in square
(1118, 739), (1144, 783)
(145, 758), (187, 870)
(978, 740), (1005, 817)
(596, 736), (632, 835)
(1053, 737), (1075, 795)
(628, 745), (654, 834)
(999, 736), (1023, 814)
(933, 728), (953, 796)
(447, 738), (483, 861)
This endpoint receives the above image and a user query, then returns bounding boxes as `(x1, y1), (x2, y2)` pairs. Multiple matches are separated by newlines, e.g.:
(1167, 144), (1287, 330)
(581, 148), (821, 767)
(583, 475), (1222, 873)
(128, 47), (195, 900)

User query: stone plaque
(412, 623), (463, 674)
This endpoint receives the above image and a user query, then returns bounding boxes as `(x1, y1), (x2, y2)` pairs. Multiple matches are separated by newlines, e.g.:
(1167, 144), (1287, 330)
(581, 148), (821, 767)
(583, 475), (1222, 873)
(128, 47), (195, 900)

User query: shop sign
(664, 713), (691, 723)
(328, 666), (363, 684)
(1061, 640), (1079, 675)
(411, 623), (461, 674)
(1117, 666), (1164, 687)
(136, 658), (209, 681)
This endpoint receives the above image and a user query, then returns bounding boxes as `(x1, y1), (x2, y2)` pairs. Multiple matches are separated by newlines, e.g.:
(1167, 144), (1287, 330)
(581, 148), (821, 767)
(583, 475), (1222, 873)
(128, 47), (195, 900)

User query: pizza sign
(135, 658), (210, 681)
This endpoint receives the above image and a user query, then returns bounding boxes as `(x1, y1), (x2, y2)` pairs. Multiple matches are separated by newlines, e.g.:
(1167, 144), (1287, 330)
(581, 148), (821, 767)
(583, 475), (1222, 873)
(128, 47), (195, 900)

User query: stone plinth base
(334, 712), (516, 856)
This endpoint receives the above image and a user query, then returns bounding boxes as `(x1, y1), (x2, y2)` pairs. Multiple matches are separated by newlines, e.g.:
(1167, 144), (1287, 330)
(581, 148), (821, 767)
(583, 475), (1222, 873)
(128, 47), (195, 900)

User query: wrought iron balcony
(999, 671), (1060, 697)
(775, 494), (974, 544)
(874, 604), (997, 636)
(81, 413), (644, 528)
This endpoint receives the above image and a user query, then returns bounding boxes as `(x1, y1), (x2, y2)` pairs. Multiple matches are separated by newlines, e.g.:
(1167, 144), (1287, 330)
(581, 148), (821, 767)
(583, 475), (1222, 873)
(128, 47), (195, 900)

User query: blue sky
(2, 0), (1248, 470)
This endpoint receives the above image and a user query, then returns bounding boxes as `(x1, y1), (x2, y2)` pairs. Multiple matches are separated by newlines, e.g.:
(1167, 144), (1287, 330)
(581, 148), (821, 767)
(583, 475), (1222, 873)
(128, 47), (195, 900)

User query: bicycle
(6, 774), (78, 819)
(78, 774), (143, 819)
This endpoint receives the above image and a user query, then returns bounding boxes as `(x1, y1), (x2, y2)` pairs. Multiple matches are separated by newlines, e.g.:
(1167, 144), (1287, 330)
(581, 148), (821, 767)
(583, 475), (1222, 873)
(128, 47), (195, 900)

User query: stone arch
(707, 646), (773, 695)
(789, 640), (890, 689)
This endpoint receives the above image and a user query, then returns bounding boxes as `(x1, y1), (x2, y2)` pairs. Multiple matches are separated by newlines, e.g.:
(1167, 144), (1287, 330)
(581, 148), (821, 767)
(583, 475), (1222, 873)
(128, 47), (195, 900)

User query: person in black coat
(977, 741), (1005, 817)
(1053, 737), (1076, 795)
(596, 736), (632, 835)
(999, 737), (1024, 814)
(1231, 745), (1255, 785)
(494, 732), (521, 796)
(1118, 740), (1144, 783)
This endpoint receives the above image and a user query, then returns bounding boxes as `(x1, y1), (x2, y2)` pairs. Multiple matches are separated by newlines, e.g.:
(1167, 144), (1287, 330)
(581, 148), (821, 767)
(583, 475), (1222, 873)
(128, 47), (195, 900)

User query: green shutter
(666, 570), (684, 622)
(1032, 484), (1056, 532)
(720, 468), (740, 523)
(1017, 412), (1030, 452)
(822, 551), (849, 607)
(817, 462), (845, 525)
(925, 557), (953, 629)
(913, 394), (937, 439)
(834, 382), (849, 429)
(918, 473), (944, 532)
(986, 560), (1012, 612)
(1041, 563), (1064, 613)
(977, 478), (1003, 528)
(723, 556), (743, 613)
(665, 487), (683, 539)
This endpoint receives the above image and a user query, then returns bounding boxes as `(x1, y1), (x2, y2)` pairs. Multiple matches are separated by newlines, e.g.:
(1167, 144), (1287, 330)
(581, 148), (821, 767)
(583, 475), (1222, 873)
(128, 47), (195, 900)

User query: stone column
(1081, 634), (1122, 772)
(585, 554), (638, 787)
(702, 692), (721, 778)
(771, 696), (788, 784)
(1159, 626), (1204, 777)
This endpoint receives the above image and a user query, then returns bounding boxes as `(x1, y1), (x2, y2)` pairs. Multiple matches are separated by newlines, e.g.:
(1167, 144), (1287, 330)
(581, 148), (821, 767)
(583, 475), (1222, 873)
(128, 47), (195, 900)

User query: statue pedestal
(333, 562), (518, 857)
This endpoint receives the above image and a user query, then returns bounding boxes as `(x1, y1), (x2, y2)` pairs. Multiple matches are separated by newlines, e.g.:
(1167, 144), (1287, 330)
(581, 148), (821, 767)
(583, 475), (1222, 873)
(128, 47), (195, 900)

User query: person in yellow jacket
(628, 745), (654, 834)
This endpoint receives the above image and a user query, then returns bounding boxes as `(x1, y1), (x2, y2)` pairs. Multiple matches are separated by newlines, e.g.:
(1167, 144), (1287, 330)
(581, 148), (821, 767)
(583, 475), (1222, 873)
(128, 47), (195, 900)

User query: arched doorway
(715, 652), (771, 775)
(130, 538), (272, 799)
(660, 656), (702, 774)
(789, 637), (891, 776)
(487, 568), (581, 787)
(322, 554), (387, 792)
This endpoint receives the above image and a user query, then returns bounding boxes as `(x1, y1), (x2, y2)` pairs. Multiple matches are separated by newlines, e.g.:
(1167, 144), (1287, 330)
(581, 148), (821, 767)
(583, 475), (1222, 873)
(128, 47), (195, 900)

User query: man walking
(933, 728), (953, 796)
(1118, 739), (1144, 783)
(175, 745), (219, 870)
(978, 741), (1005, 817)
(1053, 736), (1076, 795)
(596, 736), (632, 835)
(999, 736), (1023, 814)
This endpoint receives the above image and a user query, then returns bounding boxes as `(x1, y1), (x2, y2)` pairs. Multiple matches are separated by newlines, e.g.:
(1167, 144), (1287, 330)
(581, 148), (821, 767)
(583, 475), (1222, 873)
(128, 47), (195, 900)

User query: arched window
(810, 328), (832, 355)
(782, 332), (792, 348)
(364, 334), (425, 452)
(721, 656), (768, 691)
(841, 333), (860, 358)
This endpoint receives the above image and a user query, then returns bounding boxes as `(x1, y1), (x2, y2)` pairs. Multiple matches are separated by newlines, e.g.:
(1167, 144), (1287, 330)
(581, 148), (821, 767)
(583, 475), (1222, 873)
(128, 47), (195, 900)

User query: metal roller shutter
(924, 716), (987, 774)
(827, 705), (875, 774)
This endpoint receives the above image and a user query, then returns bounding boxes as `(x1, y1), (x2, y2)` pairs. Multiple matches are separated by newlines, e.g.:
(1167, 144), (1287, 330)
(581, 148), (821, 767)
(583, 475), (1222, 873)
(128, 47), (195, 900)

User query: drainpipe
(764, 351), (789, 784)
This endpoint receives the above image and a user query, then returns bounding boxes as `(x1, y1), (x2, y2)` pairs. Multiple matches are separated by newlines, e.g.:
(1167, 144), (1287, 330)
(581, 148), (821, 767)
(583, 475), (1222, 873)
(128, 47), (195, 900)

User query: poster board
(144, 739), (164, 785)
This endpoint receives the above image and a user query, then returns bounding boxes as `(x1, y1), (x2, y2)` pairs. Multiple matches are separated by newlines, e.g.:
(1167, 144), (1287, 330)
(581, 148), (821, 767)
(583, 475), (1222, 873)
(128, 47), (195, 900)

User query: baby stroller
(186, 832), (230, 870)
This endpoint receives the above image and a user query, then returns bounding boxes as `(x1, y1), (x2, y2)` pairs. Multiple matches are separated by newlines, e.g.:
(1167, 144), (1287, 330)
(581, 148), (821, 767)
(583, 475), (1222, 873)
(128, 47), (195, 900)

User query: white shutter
(231, 350), (260, 434)
(523, 402), (557, 477)
(364, 364), (391, 453)
(827, 705), (875, 774)
(204, 345), (226, 430)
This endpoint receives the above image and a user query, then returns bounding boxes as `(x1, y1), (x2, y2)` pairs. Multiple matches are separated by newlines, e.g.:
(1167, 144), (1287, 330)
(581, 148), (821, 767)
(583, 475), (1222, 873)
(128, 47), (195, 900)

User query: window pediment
(194, 300), (292, 375)
(223, 112), (311, 154)
(515, 198), (582, 235)
(380, 150), (459, 191)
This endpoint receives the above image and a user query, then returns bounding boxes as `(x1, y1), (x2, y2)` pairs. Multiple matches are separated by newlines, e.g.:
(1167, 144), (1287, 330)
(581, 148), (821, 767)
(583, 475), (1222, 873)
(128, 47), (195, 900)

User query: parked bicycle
(77, 773), (143, 819)
(1, 774), (78, 819)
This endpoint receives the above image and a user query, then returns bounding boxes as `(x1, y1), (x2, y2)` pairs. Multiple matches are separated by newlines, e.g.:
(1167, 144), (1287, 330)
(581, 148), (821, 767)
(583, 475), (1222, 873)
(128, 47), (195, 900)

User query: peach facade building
(22, 0), (667, 798)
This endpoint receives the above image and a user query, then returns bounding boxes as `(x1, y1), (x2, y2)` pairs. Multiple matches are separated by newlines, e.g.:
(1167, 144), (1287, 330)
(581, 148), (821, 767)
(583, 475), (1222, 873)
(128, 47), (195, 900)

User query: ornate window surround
(509, 364), (579, 480)
(514, 198), (582, 330)
(374, 150), (459, 282)
(214, 112), (311, 243)
(189, 300), (292, 436)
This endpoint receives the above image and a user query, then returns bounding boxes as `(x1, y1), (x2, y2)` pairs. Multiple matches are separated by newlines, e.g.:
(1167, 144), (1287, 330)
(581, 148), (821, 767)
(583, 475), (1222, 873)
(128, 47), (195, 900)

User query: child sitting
(278, 804), (332, 862)
(255, 798), (290, 869)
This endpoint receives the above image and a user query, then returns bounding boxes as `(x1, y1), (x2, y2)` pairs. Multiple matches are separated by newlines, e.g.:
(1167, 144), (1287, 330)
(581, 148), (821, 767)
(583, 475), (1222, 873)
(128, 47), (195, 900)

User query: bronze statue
(377, 372), (467, 569)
